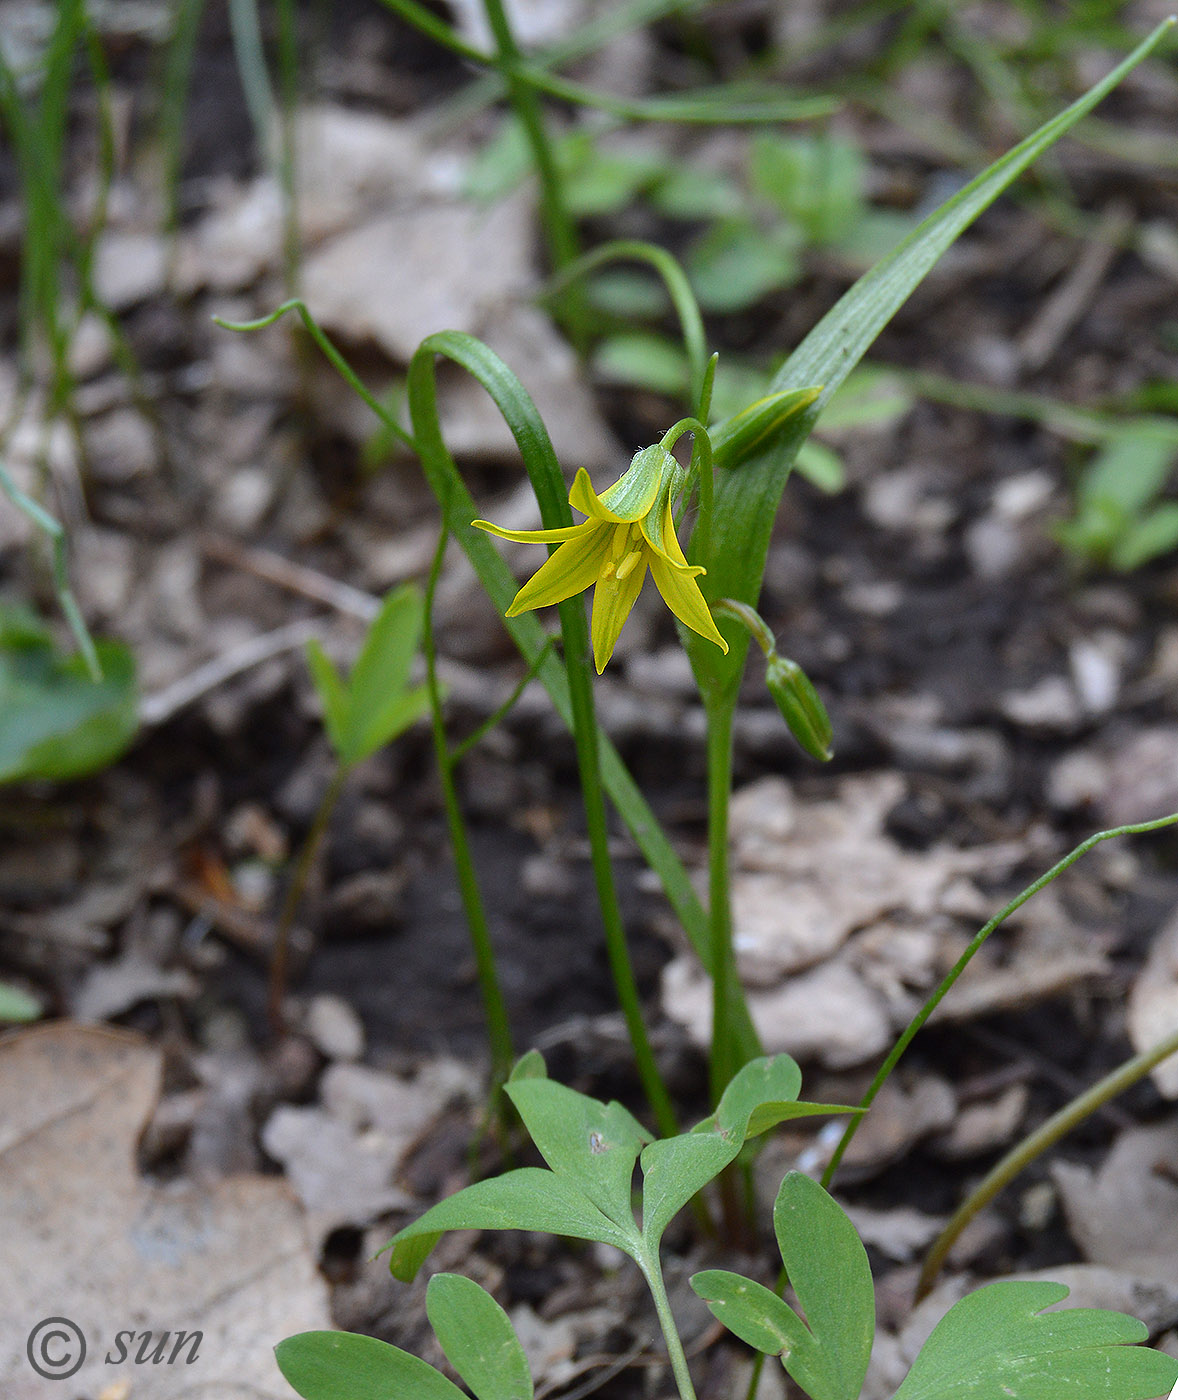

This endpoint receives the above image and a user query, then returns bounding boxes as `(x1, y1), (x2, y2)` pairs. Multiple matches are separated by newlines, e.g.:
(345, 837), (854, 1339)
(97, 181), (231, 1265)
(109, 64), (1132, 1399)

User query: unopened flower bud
(766, 655), (832, 762)
(709, 386), (823, 471)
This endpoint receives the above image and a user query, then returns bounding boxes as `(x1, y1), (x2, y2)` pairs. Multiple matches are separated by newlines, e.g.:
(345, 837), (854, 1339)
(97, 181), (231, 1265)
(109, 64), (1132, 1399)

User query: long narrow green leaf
(216, 303), (749, 1048)
(405, 329), (760, 1062)
(690, 18), (1176, 696)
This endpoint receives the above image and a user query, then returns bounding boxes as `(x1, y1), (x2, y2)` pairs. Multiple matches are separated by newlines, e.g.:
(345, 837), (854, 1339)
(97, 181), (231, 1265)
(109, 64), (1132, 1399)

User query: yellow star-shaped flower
(474, 445), (729, 673)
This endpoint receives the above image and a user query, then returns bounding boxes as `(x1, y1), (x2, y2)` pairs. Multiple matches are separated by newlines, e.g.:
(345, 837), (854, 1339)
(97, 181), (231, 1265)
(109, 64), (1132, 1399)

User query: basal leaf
(385, 1168), (634, 1281)
(426, 1274), (532, 1400)
(505, 1078), (650, 1234)
(0, 636), (137, 783)
(275, 1330), (464, 1400)
(773, 1173), (874, 1400)
(892, 1280), (1178, 1400)
(689, 19), (1176, 698)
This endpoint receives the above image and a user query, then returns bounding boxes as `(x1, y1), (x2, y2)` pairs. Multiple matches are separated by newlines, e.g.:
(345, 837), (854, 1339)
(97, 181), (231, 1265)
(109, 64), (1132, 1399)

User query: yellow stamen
(614, 548), (644, 582)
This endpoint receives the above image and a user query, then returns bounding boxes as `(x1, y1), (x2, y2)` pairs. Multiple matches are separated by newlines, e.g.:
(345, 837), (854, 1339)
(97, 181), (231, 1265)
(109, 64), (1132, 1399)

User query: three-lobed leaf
(773, 1172), (875, 1400)
(891, 1280), (1178, 1400)
(641, 1055), (853, 1247)
(426, 1274), (532, 1400)
(693, 1173), (874, 1400)
(504, 1077), (650, 1232)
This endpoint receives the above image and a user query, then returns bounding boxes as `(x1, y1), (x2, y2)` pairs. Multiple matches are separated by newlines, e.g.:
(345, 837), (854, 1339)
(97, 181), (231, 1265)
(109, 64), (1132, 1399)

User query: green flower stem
(705, 695), (739, 1108)
(450, 639), (554, 765)
(660, 418), (713, 566)
(639, 1252), (699, 1400)
(562, 591), (678, 1139)
(423, 528), (515, 1095)
(710, 599), (774, 658)
(917, 1018), (1178, 1301)
(268, 761), (348, 1034)
(822, 809), (1178, 1190)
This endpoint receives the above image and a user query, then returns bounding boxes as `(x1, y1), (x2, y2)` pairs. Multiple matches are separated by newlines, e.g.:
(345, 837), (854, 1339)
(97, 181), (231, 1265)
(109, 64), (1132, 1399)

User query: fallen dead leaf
(0, 1022), (329, 1400)
(262, 1057), (478, 1238)
(1128, 903), (1178, 1098)
(1052, 1122), (1178, 1285)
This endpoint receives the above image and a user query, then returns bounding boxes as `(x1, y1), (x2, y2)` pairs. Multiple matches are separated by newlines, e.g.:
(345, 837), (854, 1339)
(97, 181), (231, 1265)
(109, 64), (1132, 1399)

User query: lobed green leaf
(773, 1173), (875, 1400)
(426, 1274), (532, 1400)
(504, 1077), (650, 1233)
(891, 1280), (1178, 1400)
(385, 1168), (636, 1281)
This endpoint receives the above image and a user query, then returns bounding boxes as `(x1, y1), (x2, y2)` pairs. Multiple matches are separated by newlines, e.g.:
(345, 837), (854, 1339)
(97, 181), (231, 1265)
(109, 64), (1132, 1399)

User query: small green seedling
(305, 583), (431, 772)
(277, 1053), (1178, 1400)
(0, 604), (137, 785)
(267, 583), (430, 1031)
(1054, 419), (1178, 572)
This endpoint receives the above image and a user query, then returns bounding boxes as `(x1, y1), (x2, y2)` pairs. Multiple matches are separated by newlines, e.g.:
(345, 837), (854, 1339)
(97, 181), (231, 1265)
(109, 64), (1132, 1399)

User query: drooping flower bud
(766, 654), (833, 762)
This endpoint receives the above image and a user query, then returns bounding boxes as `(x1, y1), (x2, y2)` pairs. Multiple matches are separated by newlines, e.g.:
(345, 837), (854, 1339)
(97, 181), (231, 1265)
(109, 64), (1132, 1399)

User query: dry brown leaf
(262, 1058), (478, 1237)
(723, 775), (1023, 981)
(1128, 904), (1178, 1098)
(0, 1023), (329, 1400)
(1052, 1123), (1178, 1284)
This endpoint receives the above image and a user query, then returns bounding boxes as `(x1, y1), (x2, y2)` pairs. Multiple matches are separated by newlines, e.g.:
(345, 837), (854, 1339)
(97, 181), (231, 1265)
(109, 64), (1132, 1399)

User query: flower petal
(505, 522), (613, 615)
(569, 448), (665, 524)
(649, 550), (728, 654)
(590, 555), (648, 672)
(640, 493), (705, 576)
(473, 518), (589, 544)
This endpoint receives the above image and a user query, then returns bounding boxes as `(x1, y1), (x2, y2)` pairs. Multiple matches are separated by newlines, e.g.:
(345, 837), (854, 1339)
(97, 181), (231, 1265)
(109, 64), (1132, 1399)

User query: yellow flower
(473, 445), (729, 674)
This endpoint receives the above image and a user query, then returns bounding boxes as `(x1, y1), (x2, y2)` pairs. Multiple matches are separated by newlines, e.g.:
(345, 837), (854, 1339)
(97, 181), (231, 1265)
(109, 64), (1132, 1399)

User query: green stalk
(216, 307), (758, 1065)
(917, 1019), (1178, 1300)
(423, 529), (515, 1093)
(561, 589), (678, 1139)
(639, 1253), (699, 1400)
(704, 695), (738, 1106)
(269, 762), (348, 1034)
